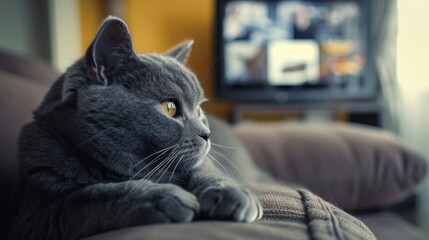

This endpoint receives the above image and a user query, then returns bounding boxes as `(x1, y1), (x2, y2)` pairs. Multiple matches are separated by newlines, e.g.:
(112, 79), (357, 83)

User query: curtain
(371, 0), (398, 133)
(374, 0), (429, 231)
(397, 0), (429, 232)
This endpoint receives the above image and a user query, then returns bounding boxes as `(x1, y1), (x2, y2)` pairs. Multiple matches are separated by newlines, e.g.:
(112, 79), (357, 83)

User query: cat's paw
(140, 183), (200, 224)
(198, 186), (262, 222)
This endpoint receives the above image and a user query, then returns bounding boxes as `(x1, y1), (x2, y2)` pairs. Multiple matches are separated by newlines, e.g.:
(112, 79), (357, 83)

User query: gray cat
(8, 17), (262, 240)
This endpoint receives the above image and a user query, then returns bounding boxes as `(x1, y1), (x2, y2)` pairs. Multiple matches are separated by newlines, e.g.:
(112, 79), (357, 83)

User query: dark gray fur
(7, 17), (262, 240)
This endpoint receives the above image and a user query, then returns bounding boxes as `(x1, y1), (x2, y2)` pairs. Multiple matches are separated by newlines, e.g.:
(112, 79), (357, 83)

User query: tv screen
(215, 0), (375, 103)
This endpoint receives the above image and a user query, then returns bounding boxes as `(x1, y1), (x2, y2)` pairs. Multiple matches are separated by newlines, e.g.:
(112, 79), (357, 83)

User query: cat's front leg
(64, 180), (199, 239)
(188, 161), (262, 222)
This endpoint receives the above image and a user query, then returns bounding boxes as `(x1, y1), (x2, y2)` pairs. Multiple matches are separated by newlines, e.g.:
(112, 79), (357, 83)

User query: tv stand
(231, 101), (381, 127)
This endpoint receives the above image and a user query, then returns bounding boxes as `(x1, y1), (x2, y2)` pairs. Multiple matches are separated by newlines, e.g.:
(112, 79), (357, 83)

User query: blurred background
(0, 0), (428, 233)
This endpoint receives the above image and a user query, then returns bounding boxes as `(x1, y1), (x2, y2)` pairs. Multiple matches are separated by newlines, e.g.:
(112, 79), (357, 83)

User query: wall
(79, 0), (107, 54)
(0, 0), (50, 60)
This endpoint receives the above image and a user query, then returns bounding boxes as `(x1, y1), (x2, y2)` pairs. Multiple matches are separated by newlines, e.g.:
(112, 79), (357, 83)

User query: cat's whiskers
(210, 148), (245, 179)
(168, 154), (185, 183)
(138, 147), (184, 184)
(207, 154), (232, 177)
(211, 142), (238, 150)
(200, 54), (224, 84)
(128, 156), (174, 194)
(140, 154), (174, 182)
(128, 144), (179, 181)
(128, 157), (164, 182)
(130, 144), (178, 172)
(211, 148), (253, 184)
(155, 149), (186, 183)
(182, 157), (193, 177)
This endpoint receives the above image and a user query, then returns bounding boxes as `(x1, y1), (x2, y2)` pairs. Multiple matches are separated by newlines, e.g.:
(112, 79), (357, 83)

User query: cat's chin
(204, 140), (211, 155)
(191, 141), (210, 169)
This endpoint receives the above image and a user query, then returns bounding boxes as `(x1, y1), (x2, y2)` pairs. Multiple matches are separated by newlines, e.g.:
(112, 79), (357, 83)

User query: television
(215, 0), (375, 104)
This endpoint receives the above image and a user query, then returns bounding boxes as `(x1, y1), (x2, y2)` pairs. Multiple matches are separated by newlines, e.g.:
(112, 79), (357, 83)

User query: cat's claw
(198, 186), (262, 222)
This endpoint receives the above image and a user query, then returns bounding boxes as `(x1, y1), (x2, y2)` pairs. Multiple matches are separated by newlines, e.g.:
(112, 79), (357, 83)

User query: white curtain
(397, 0), (429, 232)
(372, 0), (398, 133)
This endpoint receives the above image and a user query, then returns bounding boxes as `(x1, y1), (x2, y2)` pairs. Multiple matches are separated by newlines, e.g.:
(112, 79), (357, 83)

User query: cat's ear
(164, 40), (194, 64)
(85, 16), (137, 85)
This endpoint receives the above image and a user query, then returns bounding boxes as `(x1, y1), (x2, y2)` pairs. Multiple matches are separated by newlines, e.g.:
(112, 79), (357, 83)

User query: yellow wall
(79, 0), (107, 54)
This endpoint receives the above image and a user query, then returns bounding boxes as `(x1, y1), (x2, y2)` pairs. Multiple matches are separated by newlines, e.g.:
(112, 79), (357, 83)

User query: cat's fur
(7, 17), (262, 240)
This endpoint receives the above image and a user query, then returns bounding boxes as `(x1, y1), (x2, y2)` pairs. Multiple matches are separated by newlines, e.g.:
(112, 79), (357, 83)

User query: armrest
(233, 122), (427, 211)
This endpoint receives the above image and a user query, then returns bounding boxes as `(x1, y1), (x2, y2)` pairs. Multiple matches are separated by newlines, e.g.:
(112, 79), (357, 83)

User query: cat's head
(46, 17), (210, 178)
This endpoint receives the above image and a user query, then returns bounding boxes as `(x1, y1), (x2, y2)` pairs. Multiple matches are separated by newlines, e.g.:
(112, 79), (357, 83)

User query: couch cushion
(358, 212), (429, 240)
(233, 122), (427, 211)
(207, 115), (276, 183)
(83, 183), (375, 240)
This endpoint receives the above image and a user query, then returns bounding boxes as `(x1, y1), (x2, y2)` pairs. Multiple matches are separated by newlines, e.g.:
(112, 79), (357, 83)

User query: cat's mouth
(173, 138), (210, 168)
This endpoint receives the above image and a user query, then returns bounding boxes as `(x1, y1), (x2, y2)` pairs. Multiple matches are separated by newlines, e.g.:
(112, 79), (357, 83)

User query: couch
(1, 50), (428, 239)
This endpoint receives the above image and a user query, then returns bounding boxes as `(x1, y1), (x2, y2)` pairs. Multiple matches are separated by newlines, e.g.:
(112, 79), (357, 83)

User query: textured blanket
(84, 183), (375, 240)
(254, 184), (376, 239)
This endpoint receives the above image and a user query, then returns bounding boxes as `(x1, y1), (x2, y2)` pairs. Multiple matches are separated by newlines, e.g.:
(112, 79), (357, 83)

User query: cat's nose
(199, 132), (211, 141)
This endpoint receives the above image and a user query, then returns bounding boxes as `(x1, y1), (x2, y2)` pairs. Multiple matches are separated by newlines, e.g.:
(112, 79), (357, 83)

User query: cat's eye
(195, 106), (202, 118)
(161, 101), (177, 118)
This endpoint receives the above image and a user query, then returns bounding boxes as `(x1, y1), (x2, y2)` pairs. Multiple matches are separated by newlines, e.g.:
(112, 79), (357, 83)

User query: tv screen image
(216, 0), (374, 103)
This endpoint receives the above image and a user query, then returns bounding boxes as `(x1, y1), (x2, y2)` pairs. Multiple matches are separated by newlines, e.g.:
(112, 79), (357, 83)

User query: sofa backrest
(0, 50), (57, 176)
(0, 50), (57, 236)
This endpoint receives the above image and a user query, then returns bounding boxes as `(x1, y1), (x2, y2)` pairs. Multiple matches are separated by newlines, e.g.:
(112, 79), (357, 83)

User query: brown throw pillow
(234, 122), (427, 211)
